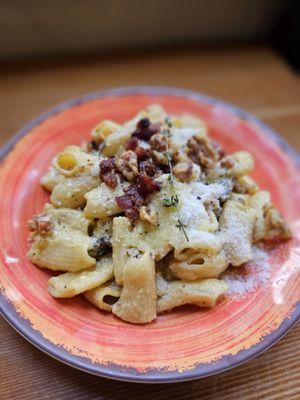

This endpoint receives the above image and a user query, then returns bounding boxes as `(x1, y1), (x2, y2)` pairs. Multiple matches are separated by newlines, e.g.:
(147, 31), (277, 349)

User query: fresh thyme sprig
(164, 116), (172, 128)
(176, 219), (189, 242)
(161, 119), (189, 241)
(163, 195), (179, 207)
(161, 129), (171, 138)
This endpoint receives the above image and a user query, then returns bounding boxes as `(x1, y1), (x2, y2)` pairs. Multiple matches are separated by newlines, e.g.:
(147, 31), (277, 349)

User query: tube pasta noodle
(218, 199), (256, 266)
(157, 279), (228, 313)
(28, 205), (95, 272)
(84, 179), (129, 219)
(84, 282), (122, 312)
(51, 175), (99, 208)
(101, 127), (132, 157)
(48, 146), (99, 207)
(174, 232), (221, 262)
(28, 233), (94, 272)
(228, 151), (254, 178)
(48, 256), (114, 298)
(53, 146), (97, 177)
(27, 104), (291, 324)
(112, 252), (157, 323)
(170, 253), (228, 281)
(92, 120), (121, 146)
(41, 166), (65, 192)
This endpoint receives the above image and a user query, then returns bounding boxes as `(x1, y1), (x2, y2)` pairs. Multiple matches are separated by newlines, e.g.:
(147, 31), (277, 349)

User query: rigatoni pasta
(84, 281), (122, 312)
(48, 256), (113, 298)
(112, 252), (156, 323)
(27, 104), (291, 324)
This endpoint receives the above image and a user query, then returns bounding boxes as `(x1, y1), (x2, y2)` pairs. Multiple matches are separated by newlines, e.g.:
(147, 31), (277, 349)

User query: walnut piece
(186, 135), (221, 168)
(139, 206), (158, 225)
(149, 133), (169, 152)
(172, 162), (193, 181)
(115, 150), (138, 181)
(151, 150), (169, 165)
(220, 156), (236, 169)
(27, 214), (53, 237)
(263, 205), (291, 241)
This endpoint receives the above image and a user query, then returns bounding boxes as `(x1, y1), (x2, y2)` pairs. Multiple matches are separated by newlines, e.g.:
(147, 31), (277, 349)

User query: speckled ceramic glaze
(0, 87), (299, 383)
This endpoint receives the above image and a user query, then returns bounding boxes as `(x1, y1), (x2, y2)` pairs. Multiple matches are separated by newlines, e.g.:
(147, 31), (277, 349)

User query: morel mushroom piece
(88, 236), (112, 260)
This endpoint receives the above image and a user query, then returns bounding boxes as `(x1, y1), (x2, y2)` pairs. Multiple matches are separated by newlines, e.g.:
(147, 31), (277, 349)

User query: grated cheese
(178, 180), (228, 225)
(90, 162), (100, 177)
(222, 246), (271, 296)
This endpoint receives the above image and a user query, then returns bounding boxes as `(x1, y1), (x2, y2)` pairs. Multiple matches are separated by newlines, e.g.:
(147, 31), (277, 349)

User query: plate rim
(0, 85), (299, 383)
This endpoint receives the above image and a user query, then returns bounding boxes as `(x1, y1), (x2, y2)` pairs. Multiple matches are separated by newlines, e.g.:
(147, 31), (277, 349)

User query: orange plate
(0, 87), (299, 383)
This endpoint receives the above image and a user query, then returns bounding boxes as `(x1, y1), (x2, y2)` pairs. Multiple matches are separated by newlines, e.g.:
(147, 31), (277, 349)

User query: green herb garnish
(161, 128), (171, 138)
(161, 132), (189, 241)
(162, 151), (172, 161)
(176, 219), (189, 242)
(163, 195), (179, 207)
(164, 116), (172, 128)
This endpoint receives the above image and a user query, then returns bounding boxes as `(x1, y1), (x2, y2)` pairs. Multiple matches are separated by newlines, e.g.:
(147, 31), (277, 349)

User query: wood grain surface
(0, 44), (299, 400)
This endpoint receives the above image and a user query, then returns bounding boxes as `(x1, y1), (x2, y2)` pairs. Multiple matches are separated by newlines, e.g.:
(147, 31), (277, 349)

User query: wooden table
(0, 44), (299, 400)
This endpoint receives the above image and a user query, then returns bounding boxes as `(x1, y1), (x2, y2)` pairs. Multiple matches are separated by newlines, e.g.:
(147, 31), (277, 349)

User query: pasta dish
(27, 105), (291, 323)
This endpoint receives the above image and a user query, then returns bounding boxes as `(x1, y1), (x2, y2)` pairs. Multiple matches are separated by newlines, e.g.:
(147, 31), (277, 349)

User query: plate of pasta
(0, 87), (299, 382)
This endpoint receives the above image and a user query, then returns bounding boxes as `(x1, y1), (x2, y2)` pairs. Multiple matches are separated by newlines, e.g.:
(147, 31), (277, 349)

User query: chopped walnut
(115, 150), (138, 181)
(263, 204), (291, 241)
(149, 133), (169, 152)
(151, 150), (169, 165)
(172, 162), (193, 181)
(139, 206), (158, 225)
(186, 135), (221, 169)
(220, 156), (236, 169)
(27, 214), (52, 237)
